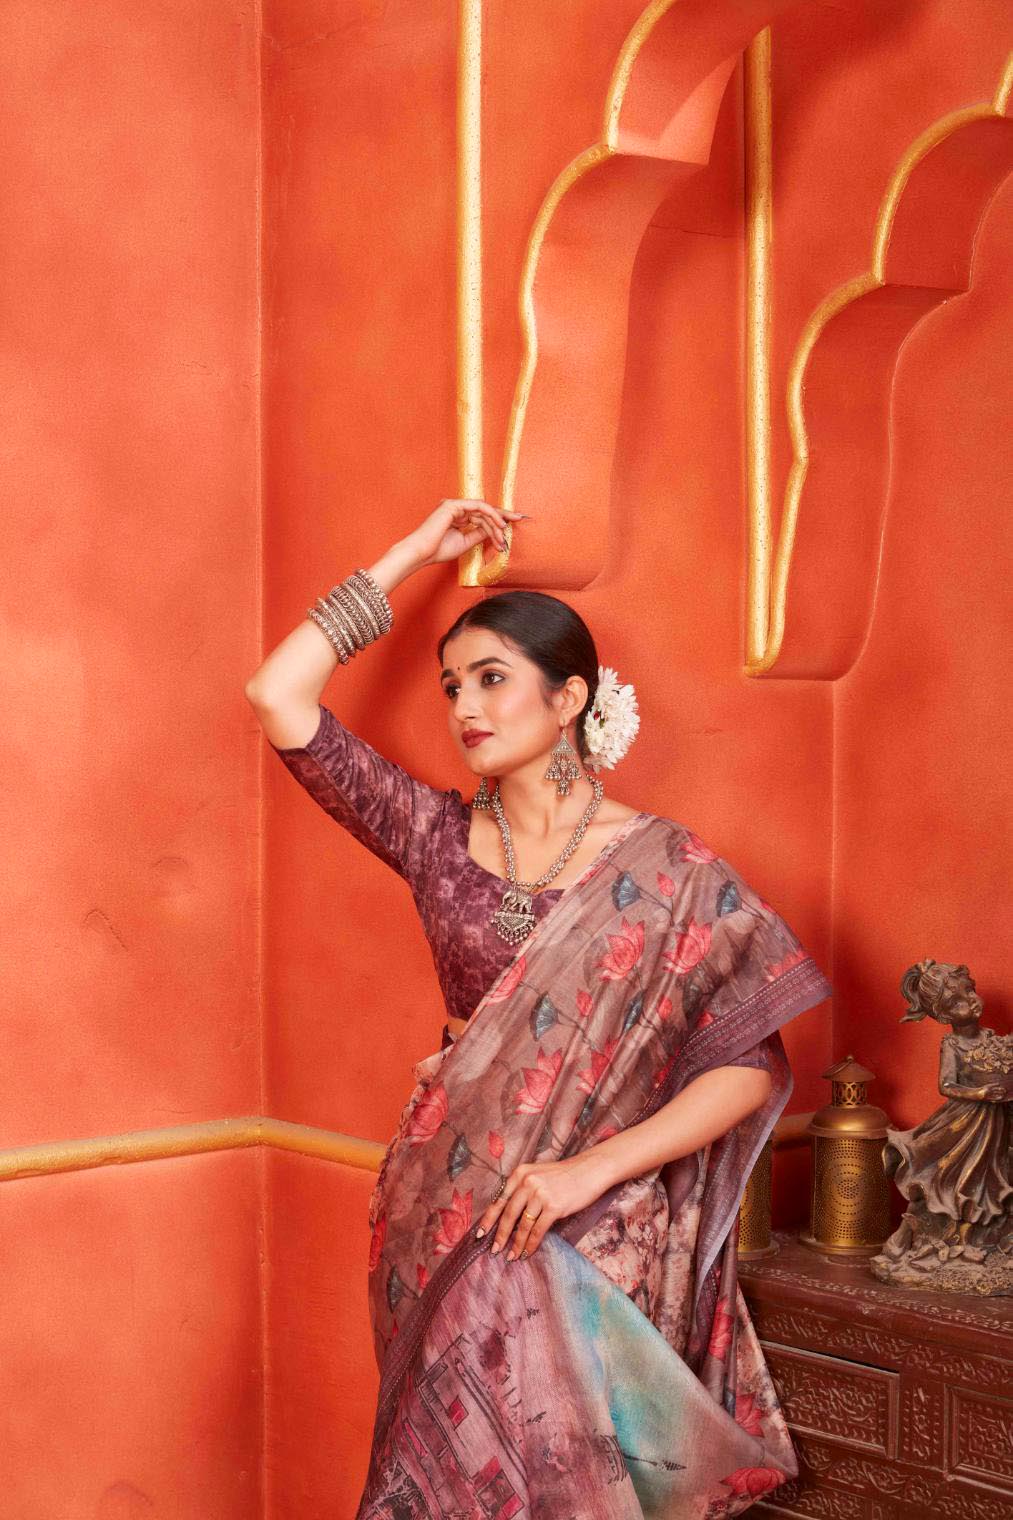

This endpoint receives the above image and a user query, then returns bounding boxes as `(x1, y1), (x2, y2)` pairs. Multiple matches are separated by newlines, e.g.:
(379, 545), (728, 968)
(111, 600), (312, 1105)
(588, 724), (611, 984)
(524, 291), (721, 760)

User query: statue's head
(899, 959), (983, 1028)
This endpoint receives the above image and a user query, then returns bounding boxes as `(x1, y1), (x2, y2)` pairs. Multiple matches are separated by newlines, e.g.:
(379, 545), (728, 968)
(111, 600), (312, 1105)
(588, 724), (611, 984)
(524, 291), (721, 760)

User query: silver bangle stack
(306, 567), (394, 664)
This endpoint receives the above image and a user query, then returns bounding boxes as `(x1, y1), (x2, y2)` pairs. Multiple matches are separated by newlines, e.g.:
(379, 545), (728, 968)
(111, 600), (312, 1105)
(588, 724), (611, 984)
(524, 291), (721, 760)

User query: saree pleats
(356, 814), (831, 1518)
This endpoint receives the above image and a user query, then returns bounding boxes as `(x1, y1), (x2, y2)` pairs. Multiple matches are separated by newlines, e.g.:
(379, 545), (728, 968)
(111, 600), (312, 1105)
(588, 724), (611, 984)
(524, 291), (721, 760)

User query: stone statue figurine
(870, 958), (1013, 1295)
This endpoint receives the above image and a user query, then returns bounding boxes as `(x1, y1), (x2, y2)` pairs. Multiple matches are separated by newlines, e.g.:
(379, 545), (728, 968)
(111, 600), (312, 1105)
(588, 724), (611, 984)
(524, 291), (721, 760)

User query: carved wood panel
(765, 1344), (897, 1455)
(741, 1235), (1013, 1520)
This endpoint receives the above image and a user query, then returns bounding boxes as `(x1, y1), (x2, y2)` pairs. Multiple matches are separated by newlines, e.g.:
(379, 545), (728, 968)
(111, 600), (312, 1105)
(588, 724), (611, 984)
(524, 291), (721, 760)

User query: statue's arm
(937, 1039), (961, 1098)
(938, 1039), (1008, 1101)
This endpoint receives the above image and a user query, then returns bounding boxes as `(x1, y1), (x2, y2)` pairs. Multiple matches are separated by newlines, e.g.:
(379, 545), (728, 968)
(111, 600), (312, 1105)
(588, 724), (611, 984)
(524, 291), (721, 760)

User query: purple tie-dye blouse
(269, 703), (564, 1047)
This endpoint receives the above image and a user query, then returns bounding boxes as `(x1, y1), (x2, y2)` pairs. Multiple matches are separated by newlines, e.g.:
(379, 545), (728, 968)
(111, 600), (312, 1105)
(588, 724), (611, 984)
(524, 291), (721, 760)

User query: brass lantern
(802, 1056), (892, 1255)
(738, 1134), (777, 1259)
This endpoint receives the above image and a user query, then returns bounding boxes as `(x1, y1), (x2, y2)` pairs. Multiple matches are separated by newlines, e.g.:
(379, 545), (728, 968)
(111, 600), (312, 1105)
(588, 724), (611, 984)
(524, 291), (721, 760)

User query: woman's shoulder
(595, 797), (642, 824)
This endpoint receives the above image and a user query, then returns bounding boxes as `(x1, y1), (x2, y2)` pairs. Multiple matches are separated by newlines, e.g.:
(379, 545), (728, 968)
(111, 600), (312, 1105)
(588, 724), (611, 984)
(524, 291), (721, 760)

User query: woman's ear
(562, 674), (588, 725)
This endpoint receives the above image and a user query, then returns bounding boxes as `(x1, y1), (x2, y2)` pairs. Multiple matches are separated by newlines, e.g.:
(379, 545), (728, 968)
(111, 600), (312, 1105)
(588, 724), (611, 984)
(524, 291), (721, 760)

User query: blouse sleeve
(268, 702), (449, 888)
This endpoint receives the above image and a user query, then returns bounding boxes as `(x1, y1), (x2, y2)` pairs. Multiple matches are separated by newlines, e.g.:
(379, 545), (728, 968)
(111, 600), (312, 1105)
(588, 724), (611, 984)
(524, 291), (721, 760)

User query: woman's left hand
(476, 1152), (614, 1260)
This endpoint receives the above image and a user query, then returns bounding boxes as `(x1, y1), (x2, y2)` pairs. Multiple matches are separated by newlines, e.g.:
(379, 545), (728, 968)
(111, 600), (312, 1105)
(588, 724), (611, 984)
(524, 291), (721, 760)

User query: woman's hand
(405, 498), (525, 568)
(476, 1152), (613, 1261)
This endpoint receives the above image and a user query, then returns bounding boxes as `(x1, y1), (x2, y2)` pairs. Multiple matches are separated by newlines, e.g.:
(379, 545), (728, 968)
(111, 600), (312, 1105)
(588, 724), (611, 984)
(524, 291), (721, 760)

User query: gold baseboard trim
(0, 1110), (809, 1182)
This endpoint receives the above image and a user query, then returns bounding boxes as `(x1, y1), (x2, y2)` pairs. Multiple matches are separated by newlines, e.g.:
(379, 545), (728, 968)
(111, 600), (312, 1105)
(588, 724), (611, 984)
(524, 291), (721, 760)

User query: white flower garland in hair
(583, 664), (640, 771)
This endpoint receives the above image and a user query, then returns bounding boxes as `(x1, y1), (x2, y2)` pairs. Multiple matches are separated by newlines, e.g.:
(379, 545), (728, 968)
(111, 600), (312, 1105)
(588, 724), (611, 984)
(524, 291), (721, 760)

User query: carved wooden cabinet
(739, 1234), (1013, 1520)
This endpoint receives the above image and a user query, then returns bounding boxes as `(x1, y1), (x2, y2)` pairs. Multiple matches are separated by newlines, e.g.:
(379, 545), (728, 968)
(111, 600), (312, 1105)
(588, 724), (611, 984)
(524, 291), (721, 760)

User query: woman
(245, 499), (833, 1519)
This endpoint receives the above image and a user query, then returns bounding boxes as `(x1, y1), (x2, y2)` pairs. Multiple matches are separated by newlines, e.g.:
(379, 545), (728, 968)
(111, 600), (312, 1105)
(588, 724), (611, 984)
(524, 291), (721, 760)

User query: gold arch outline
(747, 50), (1013, 673)
(459, 0), (689, 587)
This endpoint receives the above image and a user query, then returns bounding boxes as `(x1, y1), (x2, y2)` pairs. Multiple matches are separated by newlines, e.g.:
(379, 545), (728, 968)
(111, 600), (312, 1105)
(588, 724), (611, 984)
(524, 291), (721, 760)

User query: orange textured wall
(3, 0), (1008, 1514)
(0, 0), (263, 1512)
(833, 174), (1012, 1128)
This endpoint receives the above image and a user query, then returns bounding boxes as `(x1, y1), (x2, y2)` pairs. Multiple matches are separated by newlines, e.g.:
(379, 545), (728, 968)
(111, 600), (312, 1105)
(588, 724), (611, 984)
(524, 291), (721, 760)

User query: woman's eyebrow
(440, 657), (512, 680)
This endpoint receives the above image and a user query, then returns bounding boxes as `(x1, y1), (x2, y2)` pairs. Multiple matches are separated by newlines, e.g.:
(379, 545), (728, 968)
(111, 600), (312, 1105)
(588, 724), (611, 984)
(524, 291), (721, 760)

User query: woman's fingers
(441, 499), (526, 551)
(509, 1205), (548, 1260)
(456, 504), (508, 550)
(492, 1188), (533, 1256)
(480, 1186), (549, 1260)
(476, 1170), (526, 1248)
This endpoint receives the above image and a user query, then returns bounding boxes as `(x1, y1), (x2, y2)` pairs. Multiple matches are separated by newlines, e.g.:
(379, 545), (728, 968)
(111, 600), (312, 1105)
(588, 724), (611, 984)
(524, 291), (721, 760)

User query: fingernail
(475, 1227), (485, 1238)
(506, 1250), (516, 1262)
(490, 1241), (500, 1254)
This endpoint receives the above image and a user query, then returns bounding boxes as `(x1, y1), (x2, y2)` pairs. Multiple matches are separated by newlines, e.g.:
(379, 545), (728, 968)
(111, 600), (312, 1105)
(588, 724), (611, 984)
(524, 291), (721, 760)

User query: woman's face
(440, 626), (585, 777)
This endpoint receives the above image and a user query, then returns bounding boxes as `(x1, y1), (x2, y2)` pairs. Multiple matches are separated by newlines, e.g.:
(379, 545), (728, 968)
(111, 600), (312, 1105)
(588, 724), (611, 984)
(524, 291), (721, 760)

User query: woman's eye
(442, 672), (503, 699)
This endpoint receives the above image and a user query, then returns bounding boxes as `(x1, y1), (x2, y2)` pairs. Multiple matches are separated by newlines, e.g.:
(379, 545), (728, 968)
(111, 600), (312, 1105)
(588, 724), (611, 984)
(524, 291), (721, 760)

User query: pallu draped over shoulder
(271, 703), (833, 1519)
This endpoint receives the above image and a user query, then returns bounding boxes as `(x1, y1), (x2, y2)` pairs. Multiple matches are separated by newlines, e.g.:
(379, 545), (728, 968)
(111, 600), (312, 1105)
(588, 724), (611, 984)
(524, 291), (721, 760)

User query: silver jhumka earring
(544, 729), (582, 797)
(471, 776), (494, 809)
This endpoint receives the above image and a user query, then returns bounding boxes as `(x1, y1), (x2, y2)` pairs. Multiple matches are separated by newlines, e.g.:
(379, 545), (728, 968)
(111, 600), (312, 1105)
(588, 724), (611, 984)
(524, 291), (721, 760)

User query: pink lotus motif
(487, 954), (527, 1002)
(575, 988), (593, 1019)
(663, 917), (712, 975)
(576, 1036), (620, 1095)
(720, 1467), (784, 1499)
(656, 993), (673, 1022)
(656, 870), (675, 896)
(708, 1294), (734, 1360)
(734, 1391), (765, 1437)
(404, 1084), (449, 1145)
(595, 916), (645, 980)
(416, 1262), (429, 1291)
(488, 1130), (504, 1159)
(433, 1187), (473, 1256)
(679, 830), (718, 863)
(765, 945), (807, 980)
(368, 1213), (386, 1272)
(515, 1047), (563, 1114)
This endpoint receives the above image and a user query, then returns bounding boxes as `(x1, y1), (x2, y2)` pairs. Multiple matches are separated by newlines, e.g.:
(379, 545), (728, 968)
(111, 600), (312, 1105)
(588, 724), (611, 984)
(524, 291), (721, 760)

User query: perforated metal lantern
(802, 1056), (892, 1255)
(738, 1133), (777, 1260)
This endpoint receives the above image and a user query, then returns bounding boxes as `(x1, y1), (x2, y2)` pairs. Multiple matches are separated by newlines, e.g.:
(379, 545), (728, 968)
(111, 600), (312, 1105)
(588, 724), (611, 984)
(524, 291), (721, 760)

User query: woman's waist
(445, 1013), (470, 1041)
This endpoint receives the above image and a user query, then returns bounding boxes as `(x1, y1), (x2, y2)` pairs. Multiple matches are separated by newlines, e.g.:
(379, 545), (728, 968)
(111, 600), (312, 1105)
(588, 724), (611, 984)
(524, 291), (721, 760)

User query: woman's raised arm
(244, 537), (422, 750)
(243, 499), (512, 748)
(242, 502), (519, 884)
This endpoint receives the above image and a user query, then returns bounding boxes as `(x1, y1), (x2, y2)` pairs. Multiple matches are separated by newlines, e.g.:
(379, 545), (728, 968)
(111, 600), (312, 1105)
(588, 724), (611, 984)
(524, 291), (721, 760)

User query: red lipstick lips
(462, 730), (492, 748)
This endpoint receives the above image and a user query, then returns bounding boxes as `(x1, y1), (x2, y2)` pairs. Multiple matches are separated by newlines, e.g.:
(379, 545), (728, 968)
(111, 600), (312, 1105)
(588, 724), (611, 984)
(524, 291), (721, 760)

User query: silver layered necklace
(488, 778), (605, 944)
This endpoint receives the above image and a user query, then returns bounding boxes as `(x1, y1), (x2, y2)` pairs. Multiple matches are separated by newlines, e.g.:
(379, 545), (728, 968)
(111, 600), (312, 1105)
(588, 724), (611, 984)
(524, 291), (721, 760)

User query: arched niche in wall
(758, 77), (1013, 679)
(464, 12), (1011, 695)
(465, 0), (807, 592)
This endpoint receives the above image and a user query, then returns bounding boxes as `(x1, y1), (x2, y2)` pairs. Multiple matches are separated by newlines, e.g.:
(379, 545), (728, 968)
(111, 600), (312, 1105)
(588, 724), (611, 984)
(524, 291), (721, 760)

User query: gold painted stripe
(744, 28), (773, 666)
(456, 0), (483, 492)
(0, 1117), (384, 1182)
(456, 0), (488, 588)
(0, 1110), (809, 1181)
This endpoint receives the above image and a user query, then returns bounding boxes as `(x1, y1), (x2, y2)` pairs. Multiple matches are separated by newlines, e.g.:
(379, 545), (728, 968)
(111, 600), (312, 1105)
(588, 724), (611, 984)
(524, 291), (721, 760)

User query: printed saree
(355, 811), (832, 1519)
